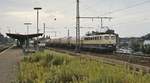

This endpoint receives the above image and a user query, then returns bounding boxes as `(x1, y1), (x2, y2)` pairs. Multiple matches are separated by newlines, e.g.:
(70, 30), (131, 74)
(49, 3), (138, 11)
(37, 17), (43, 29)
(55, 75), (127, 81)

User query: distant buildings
(119, 37), (142, 49)
(142, 40), (150, 54)
(119, 33), (150, 54)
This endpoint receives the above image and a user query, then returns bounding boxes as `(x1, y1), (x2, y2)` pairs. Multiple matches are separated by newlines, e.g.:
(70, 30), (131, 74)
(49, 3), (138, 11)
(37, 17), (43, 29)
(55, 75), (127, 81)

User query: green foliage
(130, 41), (141, 52)
(16, 50), (150, 83)
(142, 33), (150, 40)
(142, 45), (150, 54)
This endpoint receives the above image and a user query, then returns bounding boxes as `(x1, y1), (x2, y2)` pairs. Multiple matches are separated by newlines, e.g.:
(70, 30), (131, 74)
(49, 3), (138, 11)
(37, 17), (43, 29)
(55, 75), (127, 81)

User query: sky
(0, 0), (150, 38)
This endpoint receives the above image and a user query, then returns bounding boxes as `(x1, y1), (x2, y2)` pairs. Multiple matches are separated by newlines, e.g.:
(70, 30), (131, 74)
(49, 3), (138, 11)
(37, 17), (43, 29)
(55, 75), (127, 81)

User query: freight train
(47, 30), (119, 52)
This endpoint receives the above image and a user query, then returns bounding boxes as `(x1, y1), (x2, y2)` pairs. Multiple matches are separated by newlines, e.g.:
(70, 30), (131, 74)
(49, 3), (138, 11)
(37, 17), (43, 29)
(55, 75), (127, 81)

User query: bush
(16, 50), (150, 83)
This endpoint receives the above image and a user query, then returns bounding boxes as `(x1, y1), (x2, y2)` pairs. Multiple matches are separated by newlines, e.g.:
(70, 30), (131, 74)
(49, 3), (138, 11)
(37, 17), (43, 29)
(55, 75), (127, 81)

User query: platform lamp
(24, 22), (32, 51)
(34, 7), (42, 50)
(24, 22), (32, 35)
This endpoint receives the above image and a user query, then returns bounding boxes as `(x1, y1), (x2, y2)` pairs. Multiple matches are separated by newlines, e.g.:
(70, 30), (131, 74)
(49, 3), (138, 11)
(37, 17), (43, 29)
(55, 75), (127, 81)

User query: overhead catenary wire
(77, 0), (150, 30)
(101, 0), (150, 16)
(80, 0), (150, 18)
(112, 17), (150, 26)
(36, 0), (150, 27)
(29, 0), (150, 37)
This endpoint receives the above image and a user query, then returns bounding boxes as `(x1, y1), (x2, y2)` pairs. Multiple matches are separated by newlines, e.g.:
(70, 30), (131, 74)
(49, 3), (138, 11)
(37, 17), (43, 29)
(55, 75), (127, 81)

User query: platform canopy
(6, 33), (43, 47)
(6, 33), (43, 40)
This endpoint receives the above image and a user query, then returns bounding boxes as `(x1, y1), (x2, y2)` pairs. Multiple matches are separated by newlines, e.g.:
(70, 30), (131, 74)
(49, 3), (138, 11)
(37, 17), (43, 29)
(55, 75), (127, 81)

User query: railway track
(0, 44), (13, 53)
(111, 53), (150, 66)
(47, 47), (150, 74)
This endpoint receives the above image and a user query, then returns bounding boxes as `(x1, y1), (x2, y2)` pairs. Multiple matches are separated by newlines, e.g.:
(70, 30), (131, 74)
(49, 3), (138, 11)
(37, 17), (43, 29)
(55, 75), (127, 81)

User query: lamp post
(24, 22), (32, 35)
(34, 7), (42, 34)
(34, 7), (42, 50)
(24, 22), (32, 52)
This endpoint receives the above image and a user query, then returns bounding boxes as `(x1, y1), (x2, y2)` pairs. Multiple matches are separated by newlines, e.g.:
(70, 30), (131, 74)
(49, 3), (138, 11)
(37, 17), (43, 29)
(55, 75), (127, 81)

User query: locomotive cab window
(84, 37), (90, 40)
(111, 36), (116, 40)
(104, 36), (109, 40)
(94, 37), (97, 40)
(84, 37), (87, 40)
(90, 37), (92, 40)
(92, 37), (95, 40)
(99, 36), (102, 40)
(96, 37), (99, 40)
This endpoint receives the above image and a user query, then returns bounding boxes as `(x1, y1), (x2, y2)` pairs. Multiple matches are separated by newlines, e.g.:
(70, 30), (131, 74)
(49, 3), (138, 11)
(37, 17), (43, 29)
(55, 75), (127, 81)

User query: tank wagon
(47, 31), (119, 52)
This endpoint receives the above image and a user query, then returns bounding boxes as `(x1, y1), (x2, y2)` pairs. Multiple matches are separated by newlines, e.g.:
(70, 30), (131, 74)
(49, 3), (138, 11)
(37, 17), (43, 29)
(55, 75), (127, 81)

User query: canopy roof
(6, 33), (43, 40)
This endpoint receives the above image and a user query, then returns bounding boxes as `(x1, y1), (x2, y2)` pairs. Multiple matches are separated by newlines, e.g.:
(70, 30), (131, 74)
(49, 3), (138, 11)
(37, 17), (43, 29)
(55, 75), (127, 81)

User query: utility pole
(68, 29), (70, 39)
(75, 0), (112, 53)
(7, 27), (11, 33)
(43, 23), (46, 38)
(67, 29), (70, 44)
(8, 29), (11, 33)
(64, 27), (70, 44)
(54, 31), (57, 37)
(101, 18), (103, 31)
(0, 28), (1, 33)
(79, 17), (112, 32)
(75, 0), (80, 52)
(51, 31), (57, 37)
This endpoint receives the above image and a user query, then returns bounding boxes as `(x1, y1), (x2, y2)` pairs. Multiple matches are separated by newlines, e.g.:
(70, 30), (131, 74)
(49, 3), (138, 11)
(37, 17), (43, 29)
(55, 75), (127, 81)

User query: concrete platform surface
(0, 47), (23, 83)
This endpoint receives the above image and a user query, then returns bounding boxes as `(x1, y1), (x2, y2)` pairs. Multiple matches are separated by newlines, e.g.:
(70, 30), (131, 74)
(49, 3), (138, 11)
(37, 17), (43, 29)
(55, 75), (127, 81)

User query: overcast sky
(0, 0), (150, 37)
